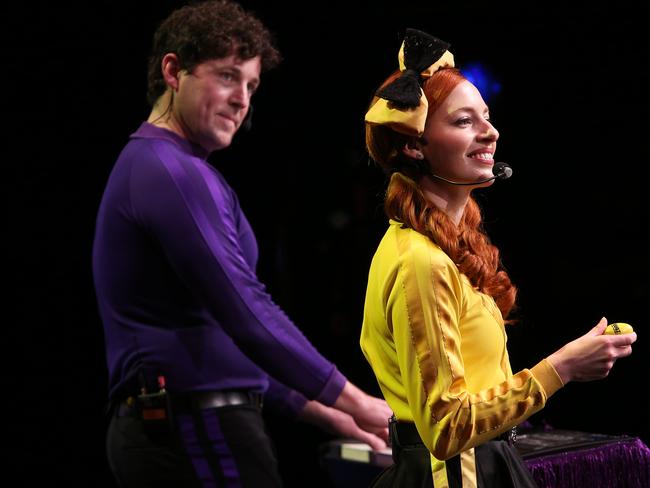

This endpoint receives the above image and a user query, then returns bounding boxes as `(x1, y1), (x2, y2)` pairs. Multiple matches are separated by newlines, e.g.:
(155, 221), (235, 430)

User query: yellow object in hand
(604, 323), (634, 335)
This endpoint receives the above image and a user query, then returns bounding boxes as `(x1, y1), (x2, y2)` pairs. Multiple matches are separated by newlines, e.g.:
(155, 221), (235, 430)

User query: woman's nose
(480, 122), (499, 141)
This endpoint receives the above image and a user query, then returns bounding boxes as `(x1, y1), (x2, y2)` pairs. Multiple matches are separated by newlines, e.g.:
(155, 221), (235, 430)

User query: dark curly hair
(147, 0), (281, 105)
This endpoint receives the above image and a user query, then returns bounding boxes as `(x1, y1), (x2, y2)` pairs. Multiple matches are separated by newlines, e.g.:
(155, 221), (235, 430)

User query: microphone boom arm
(428, 162), (512, 186)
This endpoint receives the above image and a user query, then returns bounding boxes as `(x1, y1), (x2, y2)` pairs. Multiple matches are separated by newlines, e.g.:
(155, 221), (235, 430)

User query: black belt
(116, 390), (263, 418)
(389, 416), (517, 448)
(179, 391), (263, 410)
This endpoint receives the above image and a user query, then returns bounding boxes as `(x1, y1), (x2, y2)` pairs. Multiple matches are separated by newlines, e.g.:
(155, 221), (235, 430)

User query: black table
(320, 430), (650, 487)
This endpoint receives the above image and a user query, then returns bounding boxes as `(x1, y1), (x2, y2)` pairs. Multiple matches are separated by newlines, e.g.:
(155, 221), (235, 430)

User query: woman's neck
(419, 175), (470, 226)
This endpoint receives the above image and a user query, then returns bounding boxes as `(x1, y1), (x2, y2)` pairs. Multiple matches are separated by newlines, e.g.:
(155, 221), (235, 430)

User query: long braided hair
(366, 68), (517, 318)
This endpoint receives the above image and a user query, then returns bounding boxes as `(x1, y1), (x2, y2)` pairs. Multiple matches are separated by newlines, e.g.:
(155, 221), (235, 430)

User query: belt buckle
(194, 390), (261, 410)
(223, 391), (247, 407)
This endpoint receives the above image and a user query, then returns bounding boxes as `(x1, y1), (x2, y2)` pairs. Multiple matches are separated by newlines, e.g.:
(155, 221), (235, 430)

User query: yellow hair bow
(365, 28), (454, 137)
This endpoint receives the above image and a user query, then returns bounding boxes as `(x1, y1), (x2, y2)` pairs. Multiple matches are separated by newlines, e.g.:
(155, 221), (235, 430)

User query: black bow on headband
(375, 28), (451, 108)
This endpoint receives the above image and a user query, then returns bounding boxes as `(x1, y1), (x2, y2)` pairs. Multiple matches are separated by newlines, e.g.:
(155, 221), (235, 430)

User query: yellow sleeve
(390, 228), (563, 460)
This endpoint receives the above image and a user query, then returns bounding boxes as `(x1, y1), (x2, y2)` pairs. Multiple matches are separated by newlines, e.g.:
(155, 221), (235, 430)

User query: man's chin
(202, 132), (234, 152)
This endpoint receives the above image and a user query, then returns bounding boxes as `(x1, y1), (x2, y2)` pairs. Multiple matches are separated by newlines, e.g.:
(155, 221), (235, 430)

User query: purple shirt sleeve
(264, 376), (309, 418)
(128, 137), (346, 404)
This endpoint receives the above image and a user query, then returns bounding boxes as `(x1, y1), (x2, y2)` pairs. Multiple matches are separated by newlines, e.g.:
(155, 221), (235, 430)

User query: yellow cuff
(530, 358), (564, 399)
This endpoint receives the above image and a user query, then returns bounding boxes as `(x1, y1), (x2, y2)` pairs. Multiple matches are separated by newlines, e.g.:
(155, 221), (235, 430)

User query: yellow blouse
(360, 221), (564, 462)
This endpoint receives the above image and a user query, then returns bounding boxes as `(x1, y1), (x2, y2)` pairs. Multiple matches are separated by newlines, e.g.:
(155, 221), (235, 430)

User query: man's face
(174, 54), (261, 152)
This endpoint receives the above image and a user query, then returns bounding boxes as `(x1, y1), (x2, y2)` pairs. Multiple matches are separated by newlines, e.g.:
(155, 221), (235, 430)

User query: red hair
(366, 68), (517, 318)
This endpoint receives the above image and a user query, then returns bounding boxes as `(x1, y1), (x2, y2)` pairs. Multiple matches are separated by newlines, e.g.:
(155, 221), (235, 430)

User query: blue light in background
(461, 62), (502, 103)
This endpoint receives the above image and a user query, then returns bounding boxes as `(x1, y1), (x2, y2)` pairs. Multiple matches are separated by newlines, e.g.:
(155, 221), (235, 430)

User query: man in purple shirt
(92, 1), (391, 486)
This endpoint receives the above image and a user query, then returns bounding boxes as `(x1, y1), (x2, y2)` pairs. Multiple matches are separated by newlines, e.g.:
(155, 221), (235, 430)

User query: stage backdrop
(7, 1), (648, 486)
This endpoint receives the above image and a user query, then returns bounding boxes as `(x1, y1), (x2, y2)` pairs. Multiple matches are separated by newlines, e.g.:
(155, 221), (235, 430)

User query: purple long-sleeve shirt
(92, 123), (346, 414)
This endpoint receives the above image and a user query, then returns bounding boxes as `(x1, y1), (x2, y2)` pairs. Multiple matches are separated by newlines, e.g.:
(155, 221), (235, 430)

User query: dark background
(7, 1), (649, 485)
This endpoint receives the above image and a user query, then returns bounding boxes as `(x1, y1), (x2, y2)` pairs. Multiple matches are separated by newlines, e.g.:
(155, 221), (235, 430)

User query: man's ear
(161, 53), (182, 91)
(401, 141), (425, 160)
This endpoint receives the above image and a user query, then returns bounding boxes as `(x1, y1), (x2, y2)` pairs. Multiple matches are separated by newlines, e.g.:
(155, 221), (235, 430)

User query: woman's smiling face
(420, 80), (499, 185)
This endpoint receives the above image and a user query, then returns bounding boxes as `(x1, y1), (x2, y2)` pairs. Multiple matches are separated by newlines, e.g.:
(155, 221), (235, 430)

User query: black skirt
(370, 420), (538, 488)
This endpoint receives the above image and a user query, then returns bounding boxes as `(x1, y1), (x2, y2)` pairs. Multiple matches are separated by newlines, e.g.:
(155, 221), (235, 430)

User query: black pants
(107, 403), (283, 487)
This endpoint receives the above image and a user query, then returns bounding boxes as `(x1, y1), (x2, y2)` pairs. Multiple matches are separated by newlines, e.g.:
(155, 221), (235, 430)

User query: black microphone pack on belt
(118, 371), (265, 437)
(135, 374), (175, 436)
(429, 162), (513, 186)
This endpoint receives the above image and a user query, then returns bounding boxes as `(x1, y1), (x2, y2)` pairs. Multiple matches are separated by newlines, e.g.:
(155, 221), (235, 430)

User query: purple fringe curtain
(525, 438), (650, 488)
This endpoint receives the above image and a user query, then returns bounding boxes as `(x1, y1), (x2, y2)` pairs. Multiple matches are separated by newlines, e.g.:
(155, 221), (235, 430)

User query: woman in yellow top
(360, 28), (637, 487)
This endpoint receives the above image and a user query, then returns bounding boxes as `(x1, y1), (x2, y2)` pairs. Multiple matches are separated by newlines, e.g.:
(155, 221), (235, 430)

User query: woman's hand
(547, 317), (637, 384)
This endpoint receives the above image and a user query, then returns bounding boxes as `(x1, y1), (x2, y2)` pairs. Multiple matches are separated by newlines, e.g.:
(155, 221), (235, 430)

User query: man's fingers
(354, 429), (387, 451)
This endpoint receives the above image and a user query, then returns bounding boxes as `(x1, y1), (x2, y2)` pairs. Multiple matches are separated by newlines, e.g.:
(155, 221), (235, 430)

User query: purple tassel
(525, 438), (650, 488)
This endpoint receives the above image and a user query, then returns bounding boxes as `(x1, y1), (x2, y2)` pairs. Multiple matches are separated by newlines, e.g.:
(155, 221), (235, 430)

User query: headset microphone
(428, 162), (513, 186)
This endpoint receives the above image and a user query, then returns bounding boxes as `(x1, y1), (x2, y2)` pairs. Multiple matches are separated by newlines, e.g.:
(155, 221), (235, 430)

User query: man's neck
(147, 91), (186, 139)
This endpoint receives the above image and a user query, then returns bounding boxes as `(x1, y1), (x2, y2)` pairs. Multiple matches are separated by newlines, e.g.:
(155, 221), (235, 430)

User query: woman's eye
(455, 117), (472, 126)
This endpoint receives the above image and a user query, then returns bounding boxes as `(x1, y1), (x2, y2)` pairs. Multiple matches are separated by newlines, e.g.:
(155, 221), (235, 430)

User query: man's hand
(298, 400), (389, 450)
(331, 381), (392, 446)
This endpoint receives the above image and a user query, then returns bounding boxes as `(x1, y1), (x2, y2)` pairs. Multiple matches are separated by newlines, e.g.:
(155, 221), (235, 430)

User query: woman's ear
(402, 141), (425, 160)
